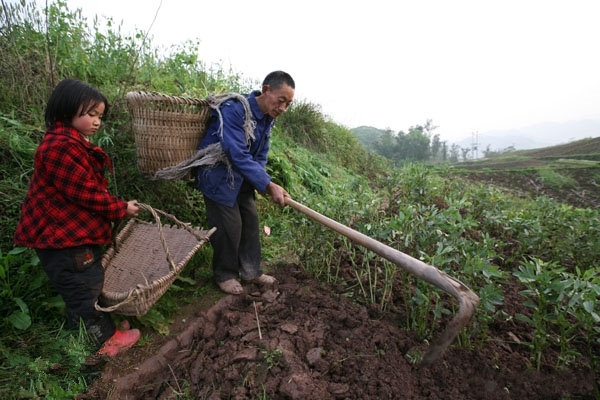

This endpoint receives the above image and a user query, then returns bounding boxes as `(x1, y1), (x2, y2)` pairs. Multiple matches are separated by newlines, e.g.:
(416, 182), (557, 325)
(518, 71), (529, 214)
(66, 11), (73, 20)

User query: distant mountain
(351, 125), (389, 152)
(351, 119), (600, 158)
(453, 119), (600, 154)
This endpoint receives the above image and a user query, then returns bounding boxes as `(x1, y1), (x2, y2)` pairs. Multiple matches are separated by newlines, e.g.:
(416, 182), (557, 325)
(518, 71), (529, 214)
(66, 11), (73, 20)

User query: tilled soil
(79, 263), (597, 400)
(459, 166), (600, 210)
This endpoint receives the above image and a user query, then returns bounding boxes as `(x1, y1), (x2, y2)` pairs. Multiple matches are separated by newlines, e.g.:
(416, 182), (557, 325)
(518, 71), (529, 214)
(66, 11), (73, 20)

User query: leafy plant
(513, 258), (600, 370)
(0, 247), (50, 331)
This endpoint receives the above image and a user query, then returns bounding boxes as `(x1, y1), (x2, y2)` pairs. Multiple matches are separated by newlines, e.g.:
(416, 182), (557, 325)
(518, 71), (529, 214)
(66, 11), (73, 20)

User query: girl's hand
(126, 201), (140, 217)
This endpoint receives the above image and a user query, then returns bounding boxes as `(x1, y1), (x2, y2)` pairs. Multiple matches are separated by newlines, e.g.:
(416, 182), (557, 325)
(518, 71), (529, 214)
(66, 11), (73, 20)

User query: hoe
(285, 198), (480, 367)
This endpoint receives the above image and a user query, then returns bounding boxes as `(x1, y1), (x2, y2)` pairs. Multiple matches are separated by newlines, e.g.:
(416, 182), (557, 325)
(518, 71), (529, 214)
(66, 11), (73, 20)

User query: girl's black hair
(44, 79), (109, 128)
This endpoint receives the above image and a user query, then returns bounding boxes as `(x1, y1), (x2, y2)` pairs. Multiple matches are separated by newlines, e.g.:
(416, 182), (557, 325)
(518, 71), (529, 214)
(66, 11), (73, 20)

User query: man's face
(261, 84), (294, 118)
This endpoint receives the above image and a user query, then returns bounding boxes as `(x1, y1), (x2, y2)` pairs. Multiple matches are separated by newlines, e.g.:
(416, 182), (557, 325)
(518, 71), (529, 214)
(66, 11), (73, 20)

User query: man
(196, 71), (295, 294)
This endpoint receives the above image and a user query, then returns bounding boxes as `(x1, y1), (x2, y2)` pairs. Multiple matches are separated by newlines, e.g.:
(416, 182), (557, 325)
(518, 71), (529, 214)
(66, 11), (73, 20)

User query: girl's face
(71, 102), (105, 138)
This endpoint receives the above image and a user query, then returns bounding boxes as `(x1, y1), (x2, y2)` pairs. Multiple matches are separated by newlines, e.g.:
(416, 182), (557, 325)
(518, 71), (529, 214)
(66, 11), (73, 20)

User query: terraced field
(455, 137), (600, 209)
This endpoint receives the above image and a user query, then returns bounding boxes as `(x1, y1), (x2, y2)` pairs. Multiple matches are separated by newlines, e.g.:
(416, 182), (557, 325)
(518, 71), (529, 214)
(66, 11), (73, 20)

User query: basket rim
(126, 91), (211, 106)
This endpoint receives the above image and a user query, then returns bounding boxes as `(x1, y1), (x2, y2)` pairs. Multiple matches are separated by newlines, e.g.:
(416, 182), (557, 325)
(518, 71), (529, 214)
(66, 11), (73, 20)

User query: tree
(369, 120), (446, 164)
(449, 144), (460, 163)
(430, 134), (442, 161)
(441, 141), (447, 162)
(375, 129), (396, 159)
(461, 147), (471, 162)
(404, 126), (431, 161)
(423, 119), (438, 138)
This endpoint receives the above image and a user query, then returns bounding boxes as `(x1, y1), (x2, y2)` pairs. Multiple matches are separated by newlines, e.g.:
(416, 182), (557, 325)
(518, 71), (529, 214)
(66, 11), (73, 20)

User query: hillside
(351, 126), (600, 209)
(453, 137), (600, 209)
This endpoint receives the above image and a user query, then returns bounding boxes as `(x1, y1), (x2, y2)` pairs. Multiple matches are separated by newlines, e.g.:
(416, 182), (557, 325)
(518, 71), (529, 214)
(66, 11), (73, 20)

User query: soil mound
(80, 264), (597, 399)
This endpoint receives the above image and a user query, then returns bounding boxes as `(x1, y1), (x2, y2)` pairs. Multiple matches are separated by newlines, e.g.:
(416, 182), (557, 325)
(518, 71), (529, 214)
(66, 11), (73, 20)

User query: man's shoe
(218, 279), (243, 295)
(246, 274), (277, 285)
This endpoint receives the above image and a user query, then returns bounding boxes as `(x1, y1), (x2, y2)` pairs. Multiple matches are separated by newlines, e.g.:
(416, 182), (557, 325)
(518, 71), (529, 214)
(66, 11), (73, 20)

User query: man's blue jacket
(196, 91), (275, 207)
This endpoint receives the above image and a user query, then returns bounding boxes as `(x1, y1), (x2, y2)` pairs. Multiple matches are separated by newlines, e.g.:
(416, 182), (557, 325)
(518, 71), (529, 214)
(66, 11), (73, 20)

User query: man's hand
(265, 182), (289, 207)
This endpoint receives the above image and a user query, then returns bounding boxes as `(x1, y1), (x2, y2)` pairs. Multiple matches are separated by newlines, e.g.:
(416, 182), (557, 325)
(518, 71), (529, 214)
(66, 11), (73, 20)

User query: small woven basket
(126, 91), (212, 174)
(96, 203), (216, 316)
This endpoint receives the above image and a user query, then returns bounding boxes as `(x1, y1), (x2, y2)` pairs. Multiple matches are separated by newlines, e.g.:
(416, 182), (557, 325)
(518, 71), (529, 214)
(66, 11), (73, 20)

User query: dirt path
(78, 263), (597, 399)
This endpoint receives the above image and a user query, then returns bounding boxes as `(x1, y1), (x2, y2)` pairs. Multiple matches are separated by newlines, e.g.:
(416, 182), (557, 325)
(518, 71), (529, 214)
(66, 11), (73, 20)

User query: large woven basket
(96, 203), (216, 316)
(126, 91), (212, 174)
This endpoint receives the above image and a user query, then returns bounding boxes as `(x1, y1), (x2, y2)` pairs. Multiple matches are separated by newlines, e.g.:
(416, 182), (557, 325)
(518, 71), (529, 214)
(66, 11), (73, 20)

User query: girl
(14, 79), (141, 356)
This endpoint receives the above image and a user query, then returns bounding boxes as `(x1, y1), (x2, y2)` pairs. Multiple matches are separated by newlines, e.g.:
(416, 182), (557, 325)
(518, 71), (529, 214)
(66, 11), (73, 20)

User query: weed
(262, 347), (284, 370)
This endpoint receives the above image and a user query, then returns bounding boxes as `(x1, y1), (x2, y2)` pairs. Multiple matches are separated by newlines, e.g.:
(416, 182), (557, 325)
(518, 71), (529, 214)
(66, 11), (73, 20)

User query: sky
(43, 1), (600, 141)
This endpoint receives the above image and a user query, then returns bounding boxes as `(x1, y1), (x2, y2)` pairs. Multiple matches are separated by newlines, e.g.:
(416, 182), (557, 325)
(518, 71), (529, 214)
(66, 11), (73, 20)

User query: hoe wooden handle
(285, 197), (480, 366)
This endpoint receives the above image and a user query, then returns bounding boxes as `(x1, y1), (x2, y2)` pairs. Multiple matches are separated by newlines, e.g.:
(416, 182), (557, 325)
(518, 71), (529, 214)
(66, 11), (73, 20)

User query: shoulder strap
(207, 93), (255, 144)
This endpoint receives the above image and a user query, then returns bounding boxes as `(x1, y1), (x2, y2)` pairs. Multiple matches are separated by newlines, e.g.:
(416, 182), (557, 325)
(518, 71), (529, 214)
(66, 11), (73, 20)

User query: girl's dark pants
(36, 245), (115, 346)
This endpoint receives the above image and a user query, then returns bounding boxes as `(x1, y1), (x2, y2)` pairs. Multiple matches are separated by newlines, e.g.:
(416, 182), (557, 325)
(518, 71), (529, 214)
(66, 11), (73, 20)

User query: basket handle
(94, 288), (138, 313)
(135, 203), (210, 272)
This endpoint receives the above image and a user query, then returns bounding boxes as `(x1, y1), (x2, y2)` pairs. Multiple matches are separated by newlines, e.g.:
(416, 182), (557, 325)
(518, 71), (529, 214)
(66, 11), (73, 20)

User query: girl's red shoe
(98, 328), (141, 356)
(97, 344), (119, 356)
(105, 328), (141, 348)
